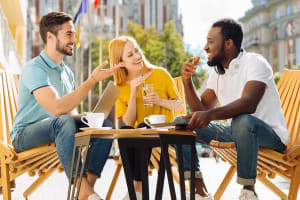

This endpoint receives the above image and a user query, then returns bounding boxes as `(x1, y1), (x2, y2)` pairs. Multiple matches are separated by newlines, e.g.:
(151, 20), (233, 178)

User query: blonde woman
(109, 36), (183, 199)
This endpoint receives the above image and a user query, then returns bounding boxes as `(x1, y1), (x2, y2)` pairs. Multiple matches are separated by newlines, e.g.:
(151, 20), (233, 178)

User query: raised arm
(182, 57), (218, 111)
(121, 76), (145, 126)
(33, 61), (118, 116)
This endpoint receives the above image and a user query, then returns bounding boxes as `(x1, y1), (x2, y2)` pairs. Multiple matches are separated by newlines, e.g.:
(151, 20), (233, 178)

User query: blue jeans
(174, 114), (286, 185)
(12, 115), (113, 180)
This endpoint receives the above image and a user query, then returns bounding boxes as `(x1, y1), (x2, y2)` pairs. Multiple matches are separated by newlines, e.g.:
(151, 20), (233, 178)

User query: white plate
(80, 127), (112, 131)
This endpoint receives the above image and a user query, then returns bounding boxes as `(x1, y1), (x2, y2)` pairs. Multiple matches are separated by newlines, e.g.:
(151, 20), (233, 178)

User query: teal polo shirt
(11, 51), (75, 141)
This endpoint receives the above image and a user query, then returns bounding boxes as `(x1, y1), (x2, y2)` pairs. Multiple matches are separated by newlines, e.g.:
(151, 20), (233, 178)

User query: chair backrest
(173, 77), (187, 116)
(0, 70), (19, 146)
(276, 70), (300, 148)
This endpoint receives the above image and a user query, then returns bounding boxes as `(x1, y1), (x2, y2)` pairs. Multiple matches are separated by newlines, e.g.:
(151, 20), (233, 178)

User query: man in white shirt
(176, 18), (289, 200)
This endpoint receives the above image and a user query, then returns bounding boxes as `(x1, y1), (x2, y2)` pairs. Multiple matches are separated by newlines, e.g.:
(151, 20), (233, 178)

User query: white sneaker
(122, 191), (143, 200)
(186, 192), (214, 200)
(238, 189), (258, 200)
(88, 192), (103, 200)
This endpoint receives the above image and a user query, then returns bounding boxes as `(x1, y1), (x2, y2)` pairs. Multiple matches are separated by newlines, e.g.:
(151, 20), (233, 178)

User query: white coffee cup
(144, 114), (166, 127)
(81, 112), (104, 128)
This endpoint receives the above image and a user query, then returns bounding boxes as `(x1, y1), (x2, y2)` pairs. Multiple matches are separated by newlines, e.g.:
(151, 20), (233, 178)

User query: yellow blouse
(116, 67), (180, 127)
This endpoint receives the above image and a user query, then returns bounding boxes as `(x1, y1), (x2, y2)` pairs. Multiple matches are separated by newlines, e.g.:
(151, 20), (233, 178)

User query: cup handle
(81, 116), (90, 127)
(144, 117), (151, 127)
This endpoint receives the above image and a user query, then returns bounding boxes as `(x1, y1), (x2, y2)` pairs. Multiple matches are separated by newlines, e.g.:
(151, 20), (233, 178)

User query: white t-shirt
(206, 51), (290, 145)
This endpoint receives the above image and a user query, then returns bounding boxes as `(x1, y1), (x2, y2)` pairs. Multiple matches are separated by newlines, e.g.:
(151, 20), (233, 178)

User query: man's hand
(143, 92), (160, 105)
(181, 56), (200, 82)
(90, 60), (119, 83)
(181, 110), (212, 130)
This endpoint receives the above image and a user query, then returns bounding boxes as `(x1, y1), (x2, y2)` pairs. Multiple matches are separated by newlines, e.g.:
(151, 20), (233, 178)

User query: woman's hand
(90, 61), (119, 83)
(143, 92), (161, 106)
(129, 76), (145, 94)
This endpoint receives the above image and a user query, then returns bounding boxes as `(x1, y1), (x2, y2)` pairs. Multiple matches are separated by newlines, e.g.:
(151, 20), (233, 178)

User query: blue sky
(179, 0), (253, 53)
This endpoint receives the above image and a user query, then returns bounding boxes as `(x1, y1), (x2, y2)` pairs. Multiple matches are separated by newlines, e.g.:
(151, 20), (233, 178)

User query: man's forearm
(209, 97), (256, 121)
(183, 79), (206, 111)
(55, 77), (95, 115)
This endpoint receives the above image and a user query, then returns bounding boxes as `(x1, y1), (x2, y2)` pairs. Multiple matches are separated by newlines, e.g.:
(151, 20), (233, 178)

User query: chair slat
(173, 77), (187, 116)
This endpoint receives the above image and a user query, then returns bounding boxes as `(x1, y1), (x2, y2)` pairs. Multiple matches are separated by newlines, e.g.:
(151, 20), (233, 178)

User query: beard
(56, 38), (73, 56)
(207, 42), (226, 67)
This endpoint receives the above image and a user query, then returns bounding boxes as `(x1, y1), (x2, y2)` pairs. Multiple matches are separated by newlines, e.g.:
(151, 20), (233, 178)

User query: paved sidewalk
(2, 157), (298, 200)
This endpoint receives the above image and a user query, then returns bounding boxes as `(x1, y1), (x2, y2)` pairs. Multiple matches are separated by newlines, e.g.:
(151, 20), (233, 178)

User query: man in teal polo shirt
(11, 12), (117, 200)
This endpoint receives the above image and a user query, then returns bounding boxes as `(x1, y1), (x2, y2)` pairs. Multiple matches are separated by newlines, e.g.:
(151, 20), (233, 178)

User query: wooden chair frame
(210, 70), (300, 200)
(0, 71), (63, 200)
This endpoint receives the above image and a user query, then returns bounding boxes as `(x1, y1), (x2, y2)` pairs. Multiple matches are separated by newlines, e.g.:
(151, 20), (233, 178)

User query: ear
(225, 39), (234, 50)
(46, 32), (54, 43)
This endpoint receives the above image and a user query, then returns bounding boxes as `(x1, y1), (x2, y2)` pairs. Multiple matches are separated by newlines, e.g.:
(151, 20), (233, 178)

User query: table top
(75, 128), (196, 138)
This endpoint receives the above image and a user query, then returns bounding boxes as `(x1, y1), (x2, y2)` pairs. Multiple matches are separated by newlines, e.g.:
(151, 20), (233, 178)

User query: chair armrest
(209, 140), (235, 149)
(283, 145), (300, 161)
(0, 140), (17, 161)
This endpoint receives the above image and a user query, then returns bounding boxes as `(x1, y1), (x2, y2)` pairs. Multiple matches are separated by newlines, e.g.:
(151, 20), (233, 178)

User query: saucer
(79, 127), (112, 131)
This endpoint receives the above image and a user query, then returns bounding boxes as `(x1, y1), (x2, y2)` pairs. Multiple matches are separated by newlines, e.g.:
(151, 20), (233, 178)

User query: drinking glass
(142, 84), (154, 107)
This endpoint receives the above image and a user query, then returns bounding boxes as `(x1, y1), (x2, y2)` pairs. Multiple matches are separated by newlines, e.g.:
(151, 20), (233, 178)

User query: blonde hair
(108, 36), (152, 85)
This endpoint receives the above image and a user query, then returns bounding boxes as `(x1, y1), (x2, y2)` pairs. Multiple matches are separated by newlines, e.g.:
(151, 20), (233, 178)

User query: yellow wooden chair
(106, 77), (187, 200)
(210, 70), (300, 200)
(0, 70), (63, 200)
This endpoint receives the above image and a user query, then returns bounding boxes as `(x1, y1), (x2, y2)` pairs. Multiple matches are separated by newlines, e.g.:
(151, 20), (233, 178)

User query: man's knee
(54, 115), (77, 134)
(232, 114), (254, 129)
(232, 114), (255, 139)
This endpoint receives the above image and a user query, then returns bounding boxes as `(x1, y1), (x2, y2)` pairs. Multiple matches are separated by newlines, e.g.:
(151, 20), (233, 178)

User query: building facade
(25, 0), (183, 60)
(240, 0), (300, 72)
(93, 0), (183, 39)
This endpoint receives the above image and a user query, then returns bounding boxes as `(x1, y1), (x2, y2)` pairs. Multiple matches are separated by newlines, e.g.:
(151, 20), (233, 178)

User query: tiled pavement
(2, 157), (298, 200)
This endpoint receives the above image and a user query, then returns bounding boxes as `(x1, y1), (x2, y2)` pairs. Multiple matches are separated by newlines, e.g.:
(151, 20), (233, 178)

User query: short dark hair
(39, 12), (73, 44)
(212, 18), (243, 51)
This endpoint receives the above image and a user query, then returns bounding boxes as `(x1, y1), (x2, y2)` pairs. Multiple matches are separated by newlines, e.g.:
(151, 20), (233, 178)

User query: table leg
(155, 154), (165, 200)
(118, 140), (137, 200)
(67, 143), (78, 200)
(75, 143), (90, 199)
(67, 136), (91, 200)
(177, 144), (186, 200)
(161, 143), (176, 200)
(140, 148), (150, 200)
(190, 140), (196, 200)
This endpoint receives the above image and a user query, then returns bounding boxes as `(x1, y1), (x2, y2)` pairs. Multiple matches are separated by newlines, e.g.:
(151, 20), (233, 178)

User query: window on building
(155, 0), (158, 28)
(113, 6), (115, 24)
(285, 21), (294, 37)
(141, 3), (145, 28)
(97, 7), (101, 17)
(275, 9), (280, 19)
(286, 4), (291, 16)
(150, 0), (153, 25)
(272, 26), (279, 40)
(163, 5), (167, 25)
(120, 16), (123, 29)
